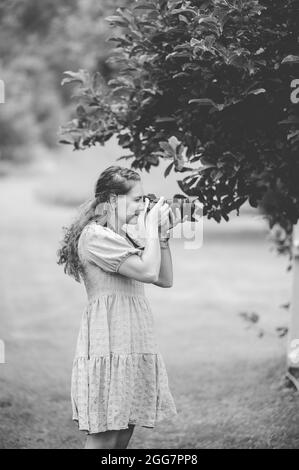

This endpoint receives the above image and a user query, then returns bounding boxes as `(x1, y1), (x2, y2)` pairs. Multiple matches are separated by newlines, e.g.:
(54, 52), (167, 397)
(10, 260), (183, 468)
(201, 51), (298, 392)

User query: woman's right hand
(145, 196), (170, 230)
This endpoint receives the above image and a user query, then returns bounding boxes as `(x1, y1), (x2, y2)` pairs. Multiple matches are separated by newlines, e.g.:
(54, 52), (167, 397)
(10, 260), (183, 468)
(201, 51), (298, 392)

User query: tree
(0, 0), (128, 163)
(60, 0), (299, 252)
(60, 0), (299, 383)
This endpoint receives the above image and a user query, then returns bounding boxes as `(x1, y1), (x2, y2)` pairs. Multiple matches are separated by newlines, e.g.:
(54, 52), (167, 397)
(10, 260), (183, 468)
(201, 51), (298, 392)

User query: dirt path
(0, 173), (298, 448)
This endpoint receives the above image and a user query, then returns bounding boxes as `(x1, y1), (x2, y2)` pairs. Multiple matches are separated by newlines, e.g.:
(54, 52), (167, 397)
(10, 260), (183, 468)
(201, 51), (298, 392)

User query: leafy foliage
(0, 0), (128, 163)
(60, 0), (299, 259)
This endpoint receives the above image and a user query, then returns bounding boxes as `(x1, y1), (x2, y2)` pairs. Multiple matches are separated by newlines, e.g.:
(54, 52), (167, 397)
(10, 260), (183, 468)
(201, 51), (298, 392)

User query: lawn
(0, 147), (298, 448)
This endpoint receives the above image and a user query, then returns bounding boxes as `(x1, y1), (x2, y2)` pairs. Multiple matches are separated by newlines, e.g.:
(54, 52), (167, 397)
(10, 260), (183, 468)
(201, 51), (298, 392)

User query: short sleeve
(83, 225), (142, 273)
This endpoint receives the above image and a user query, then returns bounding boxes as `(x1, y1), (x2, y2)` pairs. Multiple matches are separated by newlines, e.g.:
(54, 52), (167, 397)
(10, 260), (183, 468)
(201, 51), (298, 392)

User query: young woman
(57, 165), (185, 449)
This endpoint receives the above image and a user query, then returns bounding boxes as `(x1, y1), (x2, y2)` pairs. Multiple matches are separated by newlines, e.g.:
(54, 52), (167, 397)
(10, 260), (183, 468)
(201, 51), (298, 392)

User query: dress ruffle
(71, 352), (178, 434)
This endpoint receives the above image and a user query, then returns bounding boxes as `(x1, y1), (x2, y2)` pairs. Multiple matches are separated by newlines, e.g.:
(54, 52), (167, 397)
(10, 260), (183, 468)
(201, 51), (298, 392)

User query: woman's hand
(146, 196), (170, 229)
(135, 196), (170, 239)
(169, 206), (189, 229)
(159, 205), (188, 237)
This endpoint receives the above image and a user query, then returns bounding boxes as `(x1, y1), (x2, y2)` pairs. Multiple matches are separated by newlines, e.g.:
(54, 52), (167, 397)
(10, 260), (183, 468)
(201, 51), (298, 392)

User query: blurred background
(0, 0), (298, 449)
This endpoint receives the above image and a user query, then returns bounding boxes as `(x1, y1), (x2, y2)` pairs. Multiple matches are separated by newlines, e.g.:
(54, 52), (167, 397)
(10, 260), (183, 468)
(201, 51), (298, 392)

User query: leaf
(249, 196), (258, 208)
(106, 36), (131, 46)
(91, 72), (106, 93)
(222, 212), (230, 222)
(108, 77), (134, 87)
(276, 326), (288, 337)
(212, 170), (223, 180)
(197, 16), (222, 36)
(188, 98), (219, 109)
(213, 210), (222, 223)
(155, 116), (176, 123)
(133, 3), (157, 10)
(173, 41), (191, 49)
(151, 151), (168, 158)
(247, 88), (266, 95)
(281, 55), (299, 64)
(179, 14), (189, 24)
(197, 164), (216, 172)
(117, 154), (134, 161)
(239, 311), (259, 324)
(279, 116), (299, 125)
(111, 86), (134, 96)
(116, 7), (135, 23)
(118, 133), (131, 146)
(76, 105), (86, 117)
(287, 130), (299, 142)
(165, 51), (191, 60)
(177, 166), (194, 172)
(170, 8), (197, 16)
(190, 38), (202, 47)
(280, 302), (290, 310)
(229, 197), (247, 213)
(189, 154), (202, 163)
(61, 69), (90, 87)
(59, 139), (73, 145)
(105, 15), (128, 26)
(173, 72), (189, 79)
(243, 81), (263, 94)
(176, 179), (190, 194)
(142, 88), (158, 96)
(198, 16), (219, 26)
(168, 136), (181, 150)
(159, 141), (176, 156)
(164, 161), (174, 178)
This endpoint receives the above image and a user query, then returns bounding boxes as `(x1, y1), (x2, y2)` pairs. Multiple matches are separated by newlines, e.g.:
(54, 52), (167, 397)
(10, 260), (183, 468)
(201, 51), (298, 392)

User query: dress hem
(72, 410), (179, 434)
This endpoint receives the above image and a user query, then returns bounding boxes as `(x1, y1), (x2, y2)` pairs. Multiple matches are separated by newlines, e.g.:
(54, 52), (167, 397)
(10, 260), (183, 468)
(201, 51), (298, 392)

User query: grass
(0, 149), (298, 449)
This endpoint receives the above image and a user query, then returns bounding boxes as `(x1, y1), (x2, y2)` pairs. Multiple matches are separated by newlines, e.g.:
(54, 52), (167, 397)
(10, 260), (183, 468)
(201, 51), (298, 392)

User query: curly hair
(56, 165), (141, 283)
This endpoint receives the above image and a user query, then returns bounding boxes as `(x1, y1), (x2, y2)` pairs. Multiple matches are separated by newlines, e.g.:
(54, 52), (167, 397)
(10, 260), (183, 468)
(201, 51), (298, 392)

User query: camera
(141, 193), (199, 223)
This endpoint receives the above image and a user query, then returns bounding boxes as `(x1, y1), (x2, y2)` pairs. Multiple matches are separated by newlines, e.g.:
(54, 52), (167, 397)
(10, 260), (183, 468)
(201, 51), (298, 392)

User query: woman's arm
(118, 223), (161, 283)
(152, 204), (189, 288)
(152, 239), (173, 288)
(117, 197), (170, 283)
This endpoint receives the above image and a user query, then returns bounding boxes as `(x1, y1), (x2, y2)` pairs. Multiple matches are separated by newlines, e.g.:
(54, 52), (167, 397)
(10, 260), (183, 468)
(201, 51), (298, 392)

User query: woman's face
(113, 180), (145, 226)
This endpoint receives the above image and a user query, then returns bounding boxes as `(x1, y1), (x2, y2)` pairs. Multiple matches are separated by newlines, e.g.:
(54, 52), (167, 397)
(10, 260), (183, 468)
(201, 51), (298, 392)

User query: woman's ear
(94, 201), (106, 216)
(109, 193), (117, 206)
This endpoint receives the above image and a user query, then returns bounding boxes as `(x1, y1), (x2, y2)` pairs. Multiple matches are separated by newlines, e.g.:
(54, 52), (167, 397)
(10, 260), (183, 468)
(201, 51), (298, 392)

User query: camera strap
(125, 232), (144, 250)
(104, 221), (144, 250)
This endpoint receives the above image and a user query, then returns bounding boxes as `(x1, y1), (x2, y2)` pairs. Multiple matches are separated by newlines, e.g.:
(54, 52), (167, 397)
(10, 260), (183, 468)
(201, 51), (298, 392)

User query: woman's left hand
(159, 205), (188, 236)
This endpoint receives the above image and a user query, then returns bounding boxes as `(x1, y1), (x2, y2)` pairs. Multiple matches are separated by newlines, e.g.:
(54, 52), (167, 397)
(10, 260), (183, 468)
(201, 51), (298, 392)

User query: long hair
(56, 165), (141, 283)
